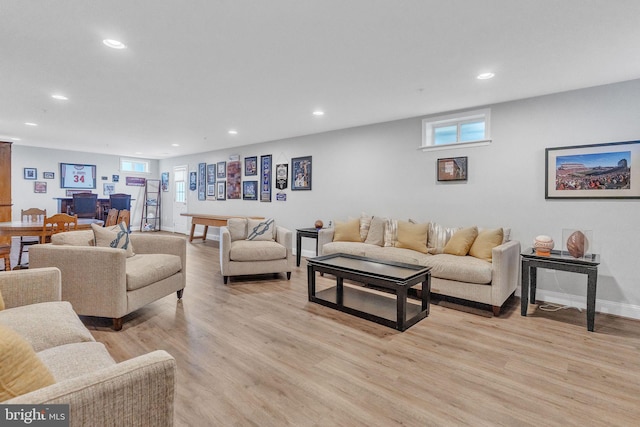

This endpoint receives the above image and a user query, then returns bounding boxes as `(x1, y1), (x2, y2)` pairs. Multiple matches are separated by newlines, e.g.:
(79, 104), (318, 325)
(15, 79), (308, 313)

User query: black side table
(296, 228), (320, 266)
(520, 248), (600, 332)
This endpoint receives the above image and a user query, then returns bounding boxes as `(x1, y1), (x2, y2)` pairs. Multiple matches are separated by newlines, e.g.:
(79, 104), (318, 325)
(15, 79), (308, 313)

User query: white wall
(10, 147), (159, 229)
(159, 79), (640, 318)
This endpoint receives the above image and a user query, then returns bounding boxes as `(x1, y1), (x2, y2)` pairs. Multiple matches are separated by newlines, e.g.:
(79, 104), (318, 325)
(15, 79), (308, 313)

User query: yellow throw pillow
(91, 222), (135, 257)
(333, 219), (362, 242)
(469, 228), (504, 262)
(0, 324), (56, 401)
(443, 226), (478, 256)
(396, 221), (429, 254)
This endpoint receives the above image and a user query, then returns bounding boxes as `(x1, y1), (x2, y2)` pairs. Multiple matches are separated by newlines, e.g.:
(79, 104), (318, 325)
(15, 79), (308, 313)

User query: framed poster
(437, 157), (468, 182)
(198, 163), (206, 200)
(126, 176), (146, 186)
(291, 156), (312, 190)
(206, 164), (216, 200)
(226, 160), (241, 199)
(243, 181), (258, 200)
(24, 168), (37, 180)
(546, 140), (639, 199)
(189, 171), (197, 191)
(103, 183), (115, 195)
(244, 156), (257, 176)
(217, 161), (226, 179)
(276, 163), (288, 190)
(260, 154), (272, 202)
(43, 171), (55, 179)
(216, 181), (226, 200)
(60, 163), (96, 188)
(161, 172), (169, 192)
(34, 181), (47, 193)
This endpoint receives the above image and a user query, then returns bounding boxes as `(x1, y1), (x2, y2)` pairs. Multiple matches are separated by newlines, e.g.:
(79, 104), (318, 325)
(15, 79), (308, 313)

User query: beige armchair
(29, 230), (186, 330)
(220, 218), (294, 283)
(0, 268), (176, 426)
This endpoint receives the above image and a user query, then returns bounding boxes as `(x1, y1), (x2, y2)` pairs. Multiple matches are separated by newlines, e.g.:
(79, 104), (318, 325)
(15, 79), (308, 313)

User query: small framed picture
(217, 161), (227, 179)
(43, 171), (55, 179)
(291, 156), (312, 190)
(216, 181), (226, 200)
(24, 168), (37, 180)
(243, 181), (258, 200)
(34, 181), (47, 193)
(244, 156), (257, 176)
(437, 157), (468, 182)
(103, 183), (115, 196)
(112, 174), (120, 182)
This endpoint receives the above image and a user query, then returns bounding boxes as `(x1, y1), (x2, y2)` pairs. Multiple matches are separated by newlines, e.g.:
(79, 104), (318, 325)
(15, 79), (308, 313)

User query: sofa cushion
(0, 324), (56, 401)
(323, 241), (377, 257)
(396, 221), (428, 254)
(0, 301), (95, 353)
(229, 240), (287, 262)
(364, 217), (386, 246)
(365, 246), (430, 266)
(51, 229), (94, 246)
(469, 228), (504, 261)
(228, 218), (248, 241)
(92, 222), (135, 257)
(383, 219), (398, 247)
(334, 219), (362, 242)
(359, 213), (373, 241)
(126, 254), (183, 291)
(443, 226), (478, 256)
(428, 222), (462, 250)
(37, 342), (115, 382)
(247, 218), (275, 241)
(424, 254), (493, 284)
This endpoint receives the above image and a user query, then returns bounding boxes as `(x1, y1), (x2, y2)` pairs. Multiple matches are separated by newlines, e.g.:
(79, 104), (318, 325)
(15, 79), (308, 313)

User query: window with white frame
(421, 108), (491, 150)
(120, 158), (150, 173)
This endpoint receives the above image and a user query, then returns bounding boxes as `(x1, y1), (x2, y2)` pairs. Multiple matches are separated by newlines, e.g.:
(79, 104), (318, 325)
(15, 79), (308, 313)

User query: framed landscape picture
(291, 156), (312, 190)
(545, 140), (639, 199)
(437, 157), (467, 182)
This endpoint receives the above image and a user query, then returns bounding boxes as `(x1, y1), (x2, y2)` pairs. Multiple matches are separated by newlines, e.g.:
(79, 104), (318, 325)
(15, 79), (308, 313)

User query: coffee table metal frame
(307, 253), (431, 331)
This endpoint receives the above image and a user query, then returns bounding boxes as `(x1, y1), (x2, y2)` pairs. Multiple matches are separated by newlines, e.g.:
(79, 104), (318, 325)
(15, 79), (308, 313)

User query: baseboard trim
(532, 289), (640, 321)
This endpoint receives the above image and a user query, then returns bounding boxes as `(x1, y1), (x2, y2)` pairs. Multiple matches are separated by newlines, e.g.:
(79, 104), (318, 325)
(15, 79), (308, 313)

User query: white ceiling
(1, 0), (640, 159)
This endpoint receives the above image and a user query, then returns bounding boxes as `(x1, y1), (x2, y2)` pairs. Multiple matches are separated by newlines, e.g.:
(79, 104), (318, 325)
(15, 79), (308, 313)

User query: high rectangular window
(120, 158), (150, 173)
(422, 109), (491, 150)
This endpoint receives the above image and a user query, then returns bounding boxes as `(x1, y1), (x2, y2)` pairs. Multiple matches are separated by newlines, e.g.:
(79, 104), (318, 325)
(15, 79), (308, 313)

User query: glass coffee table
(307, 253), (431, 331)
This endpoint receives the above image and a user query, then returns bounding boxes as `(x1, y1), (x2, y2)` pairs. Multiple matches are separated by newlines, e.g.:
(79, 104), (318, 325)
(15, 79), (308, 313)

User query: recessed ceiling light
(477, 72), (495, 80)
(312, 111), (325, 116)
(10, 137), (21, 141)
(51, 94), (68, 100)
(135, 151), (143, 155)
(228, 130), (238, 135)
(24, 122), (38, 126)
(103, 39), (126, 49)
(171, 143), (180, 147)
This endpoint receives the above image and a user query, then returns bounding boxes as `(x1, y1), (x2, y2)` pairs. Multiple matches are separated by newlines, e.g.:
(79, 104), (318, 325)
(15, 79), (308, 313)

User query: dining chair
(72, 193), (98, 219)
(0, 244), (10, 271)
(41, 213), (78, 243)
(18, 208), (47, 266)
(105, 208), (119, 227)
(109, 193), (131, 211)
(116, 209), (130, 231)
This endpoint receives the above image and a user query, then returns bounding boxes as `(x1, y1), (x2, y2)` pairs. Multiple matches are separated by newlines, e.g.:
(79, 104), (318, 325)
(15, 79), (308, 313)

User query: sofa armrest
(491, 239), (521, 305)
(7, 350), (176, 427)
(317, 228), (335, 256)
(0, 267), (62, 309)
(219, 226), (232, 275)
(276, 226), (294, 268)
(29, 245), (128, 318)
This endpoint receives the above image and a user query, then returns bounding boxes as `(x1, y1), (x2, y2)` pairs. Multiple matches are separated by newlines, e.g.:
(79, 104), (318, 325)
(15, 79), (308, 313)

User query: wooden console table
(180, 213), (264, 242)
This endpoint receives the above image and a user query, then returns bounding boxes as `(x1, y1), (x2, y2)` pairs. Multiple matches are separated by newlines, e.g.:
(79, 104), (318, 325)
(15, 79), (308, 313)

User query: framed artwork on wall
(161, 172), (169, 192)
(217, 161), (226, 179)
(546, 139), (639, 199)
(276, 163), (288, 190)
(437, 157), (468, 182)
(34, 181), (47, 193)
(243, 181), (258, 200)
(226, 160), (241, 199)
(60, 163), (96, 188)
(189, 171), (197, 191)
(244, 156), (257, 176)
(216, 181), (226, 200)
(291, 156), (312, 190)
(24, 168), (37, 180)
(43, 171), (55, 179)
(261, 154), (272, 202)
(103, 183), (115, 195)
(198, 163), (206, 200)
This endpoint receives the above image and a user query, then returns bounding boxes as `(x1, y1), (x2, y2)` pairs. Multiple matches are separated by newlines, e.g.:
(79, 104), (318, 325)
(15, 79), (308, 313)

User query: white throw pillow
(91, 222), (134, 257)
(247, 218), (276, 241)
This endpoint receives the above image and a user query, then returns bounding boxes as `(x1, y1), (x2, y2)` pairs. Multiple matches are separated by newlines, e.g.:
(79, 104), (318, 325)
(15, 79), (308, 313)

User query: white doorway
(172, 165), (189, 235)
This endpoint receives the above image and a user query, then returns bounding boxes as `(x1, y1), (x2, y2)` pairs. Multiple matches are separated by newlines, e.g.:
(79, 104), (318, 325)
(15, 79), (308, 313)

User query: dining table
(0, 218), (104, 243)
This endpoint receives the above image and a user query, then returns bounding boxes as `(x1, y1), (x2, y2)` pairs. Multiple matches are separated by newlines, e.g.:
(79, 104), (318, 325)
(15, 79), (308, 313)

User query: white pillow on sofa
(246, 218), (276, 241)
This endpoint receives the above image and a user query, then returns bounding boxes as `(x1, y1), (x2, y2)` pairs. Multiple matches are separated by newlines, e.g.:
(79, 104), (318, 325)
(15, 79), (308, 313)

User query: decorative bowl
(533, 235), (554, 256)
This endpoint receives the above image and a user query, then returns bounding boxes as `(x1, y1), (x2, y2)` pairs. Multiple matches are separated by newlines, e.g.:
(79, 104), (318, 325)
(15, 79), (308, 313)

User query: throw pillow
(443, 226), (479, 256)
(383, 218), (398, 247)
(0, 324), (56, 401)
(333, 219), (362, 242)
(247, 218), (276, 241)
(227, 218), (248, 241)
(360, 213), (373, 241)
(91, 222), (135, 257)
(428, 222), (462, 250)
(364, 216), (386, 246)
(0, 290), (4, 311)
(469, 228), (504, 262)
(396, 221), (429, 254)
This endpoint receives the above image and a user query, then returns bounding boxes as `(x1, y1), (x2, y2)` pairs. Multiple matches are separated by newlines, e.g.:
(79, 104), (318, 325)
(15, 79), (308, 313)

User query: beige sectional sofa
(317, 216), (520, 315)
(0, 267), (176, 426)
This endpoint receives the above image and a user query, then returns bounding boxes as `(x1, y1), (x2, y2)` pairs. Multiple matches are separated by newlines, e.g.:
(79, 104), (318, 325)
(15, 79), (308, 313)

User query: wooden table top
(180, 213), (263, 220)
(0, 218), (103, 237)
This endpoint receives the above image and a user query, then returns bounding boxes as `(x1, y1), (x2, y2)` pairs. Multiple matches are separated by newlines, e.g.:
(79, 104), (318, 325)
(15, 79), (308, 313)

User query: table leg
(296, 232), (302, 267)
(422, 275), (431, 315)
(336, 277), (344, 306)
(397, 286), (408, 331)
(307, 264), (315, 301)
(587, 269), (598, 332)
(188, 223), (196, 243)
(202, 225), (209, 242)
(530, 266), (538, 303)
(521, 259), (529, 316)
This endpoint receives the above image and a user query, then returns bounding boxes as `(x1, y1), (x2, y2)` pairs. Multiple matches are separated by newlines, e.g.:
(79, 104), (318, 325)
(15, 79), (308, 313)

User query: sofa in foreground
(0, 267), (176, 426)
(30, 227), (186, 330)
(317, 216), (521, 315)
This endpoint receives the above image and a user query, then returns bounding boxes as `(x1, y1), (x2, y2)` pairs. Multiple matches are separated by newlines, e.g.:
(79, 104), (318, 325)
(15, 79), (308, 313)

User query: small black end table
(296, 228), (320, 266)
(521, 248), (600, 331)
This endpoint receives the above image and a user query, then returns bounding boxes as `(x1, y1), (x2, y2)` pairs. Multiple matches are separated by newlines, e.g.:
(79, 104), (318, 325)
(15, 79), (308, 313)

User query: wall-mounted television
(60, 163), (97, 189)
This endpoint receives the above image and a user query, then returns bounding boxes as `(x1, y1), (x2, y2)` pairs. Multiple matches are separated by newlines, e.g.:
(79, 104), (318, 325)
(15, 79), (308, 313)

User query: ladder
(140, 179), (161, 232)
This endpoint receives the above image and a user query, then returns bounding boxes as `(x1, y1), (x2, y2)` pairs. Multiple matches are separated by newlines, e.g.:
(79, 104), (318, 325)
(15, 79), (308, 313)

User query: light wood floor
(87, 236), (640, 426)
